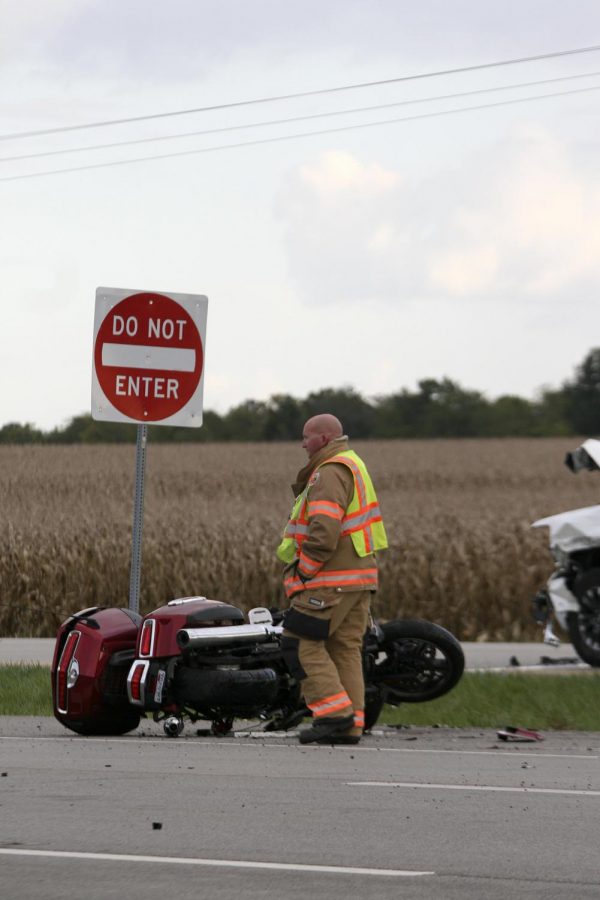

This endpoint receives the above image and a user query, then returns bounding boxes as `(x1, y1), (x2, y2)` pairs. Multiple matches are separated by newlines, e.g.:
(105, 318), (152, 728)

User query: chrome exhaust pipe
(177, 623), (281, 649)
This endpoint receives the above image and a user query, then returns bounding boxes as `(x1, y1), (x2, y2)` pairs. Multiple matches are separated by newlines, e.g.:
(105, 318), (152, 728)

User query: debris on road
(497, 726), (544, 743)
(539, 656), (580, 666)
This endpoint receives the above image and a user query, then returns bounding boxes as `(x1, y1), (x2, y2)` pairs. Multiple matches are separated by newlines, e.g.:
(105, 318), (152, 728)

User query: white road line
(0, 735), (595, 760)
(0, 848), (432, 877)
(469, 665), (588, 673)
(348, 781), (600, 796)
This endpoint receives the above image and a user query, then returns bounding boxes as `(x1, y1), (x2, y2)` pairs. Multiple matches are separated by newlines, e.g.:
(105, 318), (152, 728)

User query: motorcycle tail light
(139, 619), (156, 657)
(127, 660), (149, 705)
(56, 631), (80, 714)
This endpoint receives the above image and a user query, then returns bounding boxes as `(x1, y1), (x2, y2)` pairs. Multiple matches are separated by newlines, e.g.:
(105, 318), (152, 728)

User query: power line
(1, 83), (597, 184)
(2, 43), (600, 143)
(2, 70), (599, 165)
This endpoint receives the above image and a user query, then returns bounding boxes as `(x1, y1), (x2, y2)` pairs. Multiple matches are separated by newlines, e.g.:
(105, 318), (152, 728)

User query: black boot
(299, 714), (354, 745)
(316, 733), (361, 745)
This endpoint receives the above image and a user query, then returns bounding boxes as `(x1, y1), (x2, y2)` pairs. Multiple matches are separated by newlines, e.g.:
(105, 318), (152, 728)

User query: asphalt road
(0, 637), (594, 898)
(1, 719), (599, 899)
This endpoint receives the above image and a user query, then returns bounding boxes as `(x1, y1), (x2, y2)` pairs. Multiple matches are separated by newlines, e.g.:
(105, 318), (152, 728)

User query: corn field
(0, 438), (595, 639)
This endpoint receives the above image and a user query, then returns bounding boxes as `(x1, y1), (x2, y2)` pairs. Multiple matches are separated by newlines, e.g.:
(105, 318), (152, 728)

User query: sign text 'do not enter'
(93, 290), (206, 424)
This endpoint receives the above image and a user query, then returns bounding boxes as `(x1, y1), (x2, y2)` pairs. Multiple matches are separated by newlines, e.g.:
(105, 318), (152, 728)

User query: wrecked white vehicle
(533, 439), (600, 666)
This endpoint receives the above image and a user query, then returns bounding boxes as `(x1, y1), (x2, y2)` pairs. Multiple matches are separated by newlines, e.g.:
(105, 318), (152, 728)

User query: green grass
(0, 665), (54, 716)
(383, 672), (600, 731)
(2, 667), (600, 731)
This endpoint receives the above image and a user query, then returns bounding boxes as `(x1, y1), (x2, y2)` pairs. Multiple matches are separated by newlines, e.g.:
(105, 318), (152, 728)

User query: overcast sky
(2, 1), (600, 430)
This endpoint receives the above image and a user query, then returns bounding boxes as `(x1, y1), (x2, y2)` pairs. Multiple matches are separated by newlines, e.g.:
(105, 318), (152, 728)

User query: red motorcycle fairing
(127, 597), (247, 711)
(51, 606), (142, 735)
(134, 597), (246, 658)
(52, 597), (250, 730)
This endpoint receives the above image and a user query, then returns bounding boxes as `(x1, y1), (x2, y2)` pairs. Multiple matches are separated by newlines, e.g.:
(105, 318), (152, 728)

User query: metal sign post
(92, 287), (208, 614)
(129, 424), (148, 613)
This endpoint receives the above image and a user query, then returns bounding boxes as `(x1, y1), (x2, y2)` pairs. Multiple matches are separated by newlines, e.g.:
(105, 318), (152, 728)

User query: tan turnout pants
(283, 589), (371, 735)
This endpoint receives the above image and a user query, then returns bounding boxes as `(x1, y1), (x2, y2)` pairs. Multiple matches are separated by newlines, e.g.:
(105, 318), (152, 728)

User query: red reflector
(140, 620), (155, 657)
(56, 631), (80, 714)
(130, 664), (144, 702)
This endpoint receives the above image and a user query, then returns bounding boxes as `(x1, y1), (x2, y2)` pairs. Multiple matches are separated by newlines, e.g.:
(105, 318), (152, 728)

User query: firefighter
(277, 413), (388, 744)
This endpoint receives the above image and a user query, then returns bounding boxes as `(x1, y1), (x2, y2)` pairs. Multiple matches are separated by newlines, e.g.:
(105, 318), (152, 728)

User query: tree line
(4, 348), (600, 444)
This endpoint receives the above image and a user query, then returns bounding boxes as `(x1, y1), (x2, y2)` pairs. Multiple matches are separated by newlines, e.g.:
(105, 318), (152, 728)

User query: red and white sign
(92, 287), (208, 426)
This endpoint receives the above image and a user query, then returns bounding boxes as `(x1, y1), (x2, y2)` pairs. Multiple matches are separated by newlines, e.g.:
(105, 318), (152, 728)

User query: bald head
(301, 414), (344, 458)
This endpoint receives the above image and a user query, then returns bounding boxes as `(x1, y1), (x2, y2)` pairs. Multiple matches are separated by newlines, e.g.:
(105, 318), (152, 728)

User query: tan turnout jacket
(285, 437), (378, 597)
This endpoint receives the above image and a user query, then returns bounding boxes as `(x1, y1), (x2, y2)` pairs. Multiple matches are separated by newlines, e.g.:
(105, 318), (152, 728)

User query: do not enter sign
(92, 287), (208, 426)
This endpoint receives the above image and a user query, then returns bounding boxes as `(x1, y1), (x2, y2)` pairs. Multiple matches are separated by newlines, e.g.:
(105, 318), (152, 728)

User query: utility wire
(2, 70), (599, 165)
(1, 83), (597, 184)
(2, 42), (600, 142)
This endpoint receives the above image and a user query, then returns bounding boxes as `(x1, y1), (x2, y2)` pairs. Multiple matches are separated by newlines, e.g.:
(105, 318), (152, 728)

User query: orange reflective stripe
(328, 454), (367, 506)
(283, 567), (378, 598)
(308, 690), (352, 717)
(297, 551), (321, 576)
(341, 515), (382, 535)
(354, 710), (365, 727)
(342, 501), (381, 523)
(298, 552), (320, 569)
(283, 574), (304, 594)
(307, 500), (344, 520)
(324, 455), (380, 555)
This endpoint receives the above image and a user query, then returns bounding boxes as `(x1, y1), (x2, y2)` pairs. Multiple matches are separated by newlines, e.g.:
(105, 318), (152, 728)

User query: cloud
(0, 0), (373, 81)
(277, 129), (600, 305)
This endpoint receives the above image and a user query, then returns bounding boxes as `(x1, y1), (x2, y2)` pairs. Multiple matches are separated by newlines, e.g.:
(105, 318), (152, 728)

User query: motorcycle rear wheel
(569, 569), (600, 667)
(174, 666), (279, 712)
(371, 619), (465, 704)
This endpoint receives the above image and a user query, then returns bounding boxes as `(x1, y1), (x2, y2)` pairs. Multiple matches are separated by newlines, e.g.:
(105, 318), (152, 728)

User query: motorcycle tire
(61, 709), (141, 736)
(568, 569), (600, 667)
(372, 619), (464, 704)
(174, 666), (279, 710)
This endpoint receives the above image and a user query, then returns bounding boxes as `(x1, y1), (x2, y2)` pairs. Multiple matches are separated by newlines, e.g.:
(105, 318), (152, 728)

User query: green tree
(562, 348), (600, 435)
(47, 414), (137, 443)
(485, 396), (537, 436)
(0, 422), (44, 443)
(263, 394), (304, 441)
(375, 379), (487, 437)
(221, 399), (269, 440)
(303, 387), (376, 438)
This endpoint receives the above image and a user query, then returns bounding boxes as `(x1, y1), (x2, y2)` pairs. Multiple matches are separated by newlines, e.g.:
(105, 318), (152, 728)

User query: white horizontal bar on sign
(101, 343), (196, 372)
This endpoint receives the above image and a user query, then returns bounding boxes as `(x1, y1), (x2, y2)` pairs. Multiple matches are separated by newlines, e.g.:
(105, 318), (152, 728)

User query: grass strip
(0, 665), (54, 716)
(383, 671), (600, 731)
(2, 667), (600, 731)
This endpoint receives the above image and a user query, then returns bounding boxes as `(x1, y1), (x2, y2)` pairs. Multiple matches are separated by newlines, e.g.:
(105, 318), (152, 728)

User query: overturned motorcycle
(51, 597), (464, 738)
(532, 438), (600, 666)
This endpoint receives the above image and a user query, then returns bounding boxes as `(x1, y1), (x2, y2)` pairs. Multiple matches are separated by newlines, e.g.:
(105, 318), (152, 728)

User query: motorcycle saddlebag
(51, 606), (142, 736)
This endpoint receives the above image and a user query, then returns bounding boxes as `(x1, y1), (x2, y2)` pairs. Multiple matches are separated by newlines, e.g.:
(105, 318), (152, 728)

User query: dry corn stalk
(0, 438), (588, 638)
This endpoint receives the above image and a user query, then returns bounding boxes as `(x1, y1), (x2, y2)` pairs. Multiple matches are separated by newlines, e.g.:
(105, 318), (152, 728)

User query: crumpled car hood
(533, 504), (600, 552)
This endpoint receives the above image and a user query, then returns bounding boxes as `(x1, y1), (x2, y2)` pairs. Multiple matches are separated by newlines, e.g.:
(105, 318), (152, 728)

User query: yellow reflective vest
(277, 450), (388, 596)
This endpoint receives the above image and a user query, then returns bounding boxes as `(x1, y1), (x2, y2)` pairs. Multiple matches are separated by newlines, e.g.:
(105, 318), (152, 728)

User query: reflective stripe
(283, 567), (378, 598)
(342, 503), (382, 527)
(284, 522), (309, 538)
(297, 552), (321, 575)
(307, 500), (344, 520)
(329, 454), (367, 507)
(354, 710), (365, 728)
(277, 449), (387, 571)
(308, 690), (352, 717)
